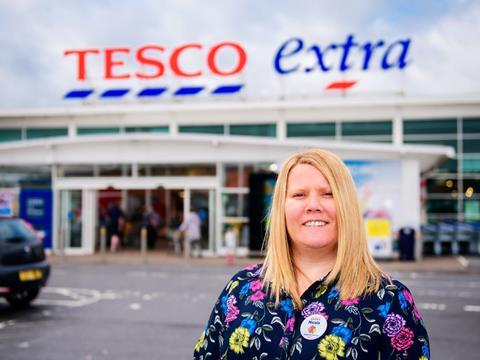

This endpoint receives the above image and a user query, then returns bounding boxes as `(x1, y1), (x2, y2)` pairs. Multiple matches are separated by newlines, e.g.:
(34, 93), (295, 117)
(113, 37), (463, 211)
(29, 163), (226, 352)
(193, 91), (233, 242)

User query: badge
(300, 314), (327, 340)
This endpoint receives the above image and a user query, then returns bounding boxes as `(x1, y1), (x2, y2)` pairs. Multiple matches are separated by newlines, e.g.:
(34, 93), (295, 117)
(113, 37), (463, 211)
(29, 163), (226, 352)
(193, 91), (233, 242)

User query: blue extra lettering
(273, 34), (412, 75)
(339, 34), (359, 71)
(306, 43), (338, 72)
(274, 38), (304, 74)
(362, 40), (386, 70)
(381, 39), (411, 69)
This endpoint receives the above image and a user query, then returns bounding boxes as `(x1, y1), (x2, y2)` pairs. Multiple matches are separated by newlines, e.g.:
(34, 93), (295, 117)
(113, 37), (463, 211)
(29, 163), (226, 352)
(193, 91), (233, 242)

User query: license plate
(19, 269), (42, 282)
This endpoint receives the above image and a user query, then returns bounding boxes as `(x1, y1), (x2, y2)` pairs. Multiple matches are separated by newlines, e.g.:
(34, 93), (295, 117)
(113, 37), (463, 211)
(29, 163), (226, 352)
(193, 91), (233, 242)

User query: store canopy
(0, 133), (454, 173)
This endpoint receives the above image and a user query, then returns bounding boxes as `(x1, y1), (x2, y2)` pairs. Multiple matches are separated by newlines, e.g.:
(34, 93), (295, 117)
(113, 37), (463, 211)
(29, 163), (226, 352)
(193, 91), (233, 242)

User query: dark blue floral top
(194, 264), (430, 360)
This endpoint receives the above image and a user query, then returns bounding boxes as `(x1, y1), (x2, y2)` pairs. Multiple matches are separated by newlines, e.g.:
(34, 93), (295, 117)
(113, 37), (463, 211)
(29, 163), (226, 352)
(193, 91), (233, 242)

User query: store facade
(2, 95), (476, 258)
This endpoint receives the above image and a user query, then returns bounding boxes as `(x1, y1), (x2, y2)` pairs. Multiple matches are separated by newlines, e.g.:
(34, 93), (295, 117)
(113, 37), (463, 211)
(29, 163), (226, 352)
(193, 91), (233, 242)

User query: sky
(0, 0), (479, 108)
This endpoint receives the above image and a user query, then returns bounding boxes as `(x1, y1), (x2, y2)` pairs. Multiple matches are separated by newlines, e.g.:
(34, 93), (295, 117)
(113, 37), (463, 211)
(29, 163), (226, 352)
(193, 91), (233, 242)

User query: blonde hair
(262, 148), (385, 309)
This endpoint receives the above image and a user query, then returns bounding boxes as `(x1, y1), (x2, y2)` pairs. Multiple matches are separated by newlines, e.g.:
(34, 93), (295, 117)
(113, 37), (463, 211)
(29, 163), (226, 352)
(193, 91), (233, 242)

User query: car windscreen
(0, 219), (37, 243)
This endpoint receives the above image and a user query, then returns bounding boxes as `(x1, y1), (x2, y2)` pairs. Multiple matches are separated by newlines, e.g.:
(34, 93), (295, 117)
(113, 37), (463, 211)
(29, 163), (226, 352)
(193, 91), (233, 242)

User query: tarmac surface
(1, 251), (478, 360)
(47, 250), (472, 272)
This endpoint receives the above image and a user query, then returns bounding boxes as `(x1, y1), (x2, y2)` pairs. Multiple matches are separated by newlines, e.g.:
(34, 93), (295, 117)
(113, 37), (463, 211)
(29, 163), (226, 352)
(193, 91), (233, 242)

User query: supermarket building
(0, 36), (479, 259)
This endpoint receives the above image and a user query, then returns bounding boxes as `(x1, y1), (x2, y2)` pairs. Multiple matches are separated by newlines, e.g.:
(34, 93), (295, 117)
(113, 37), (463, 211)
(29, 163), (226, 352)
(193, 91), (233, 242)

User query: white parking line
(418, 302), (447, 311)
(464, 305), (480, 313)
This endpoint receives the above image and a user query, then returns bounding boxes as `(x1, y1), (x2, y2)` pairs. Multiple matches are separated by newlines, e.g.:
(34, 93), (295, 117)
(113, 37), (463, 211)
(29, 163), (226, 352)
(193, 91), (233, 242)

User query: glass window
(240, 165), (254, 187)
(341, 121), (392, 136)
(287, 122), (335, 137)
(464, 200), (480, 220)
(0, 128), (22, 142)
(26, 128), (68, 139)
(125, 126), (168, 133)
(435, 159), (457, 173)
(99, 164), (131, 177)
(0, 166), (51, 187)
(77, 127), (120, 135)
(463, 139), (480, 153)
(222, 193), (248, 217)
(403, 118), (457, 135)
(62, 165), (94, 177)
(426, 199), (458, 214)
(463, 159), (480, 173)
(230, 124), (276, 137)
(179, 125), (224, 134)
(224, 165), (239, 187)
(427, 179), (458, 194)
(138, 164), (215, 176)
(463, 117), (480, 134)
(222, 222), (249, 248)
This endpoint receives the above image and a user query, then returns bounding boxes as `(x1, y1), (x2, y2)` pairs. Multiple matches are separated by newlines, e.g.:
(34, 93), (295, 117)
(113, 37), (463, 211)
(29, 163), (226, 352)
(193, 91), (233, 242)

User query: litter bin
(399, 227), (416, 261)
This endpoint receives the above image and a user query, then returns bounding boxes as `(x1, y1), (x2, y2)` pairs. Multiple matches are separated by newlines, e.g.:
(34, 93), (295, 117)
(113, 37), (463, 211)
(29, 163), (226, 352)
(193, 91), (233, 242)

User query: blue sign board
(19, 189), (53, 249)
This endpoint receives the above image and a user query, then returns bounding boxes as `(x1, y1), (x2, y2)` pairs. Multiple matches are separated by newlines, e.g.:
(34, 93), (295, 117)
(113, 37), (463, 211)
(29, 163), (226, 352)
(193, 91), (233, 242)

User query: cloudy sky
(0, 0), (479, 108)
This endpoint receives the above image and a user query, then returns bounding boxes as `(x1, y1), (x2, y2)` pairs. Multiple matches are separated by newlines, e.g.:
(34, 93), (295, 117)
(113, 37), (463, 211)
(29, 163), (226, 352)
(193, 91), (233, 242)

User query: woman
(194, 149), (430, 359)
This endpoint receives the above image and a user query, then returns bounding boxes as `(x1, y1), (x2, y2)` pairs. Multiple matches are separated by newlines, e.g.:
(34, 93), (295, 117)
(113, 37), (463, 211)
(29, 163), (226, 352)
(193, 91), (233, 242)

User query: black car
(0, 217), (50, 307)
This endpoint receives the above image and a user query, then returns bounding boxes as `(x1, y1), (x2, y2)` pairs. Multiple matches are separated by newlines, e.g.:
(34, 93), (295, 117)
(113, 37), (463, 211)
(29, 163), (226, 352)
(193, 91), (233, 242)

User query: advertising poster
(0, 188), (19, 217)
(346, 160), (402, 258)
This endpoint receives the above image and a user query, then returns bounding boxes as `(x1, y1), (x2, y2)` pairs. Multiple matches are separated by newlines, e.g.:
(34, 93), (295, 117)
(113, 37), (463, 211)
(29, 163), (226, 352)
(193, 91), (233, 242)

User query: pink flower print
(225, 306), (239, 324)
(412, 305), (422, 320)
(250, 290), (266, 302)
(225, 295), (240, 324)
(341, 297), (360, 306)
(391, 327), (414, 351)
(245, 264), (258, 271)
(226, 294), (237, 308)
(250, 279), (262, 292)
(402, 289), (414, 305)
(383, 314), (406, 337)
(301, 301), (326, 317)
(285, 316), (295, 332)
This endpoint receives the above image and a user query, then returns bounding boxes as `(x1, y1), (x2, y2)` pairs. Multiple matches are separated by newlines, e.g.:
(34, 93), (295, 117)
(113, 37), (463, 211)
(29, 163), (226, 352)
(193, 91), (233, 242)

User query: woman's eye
(324, 192), (333, 198)
(293, 193), (304, 198)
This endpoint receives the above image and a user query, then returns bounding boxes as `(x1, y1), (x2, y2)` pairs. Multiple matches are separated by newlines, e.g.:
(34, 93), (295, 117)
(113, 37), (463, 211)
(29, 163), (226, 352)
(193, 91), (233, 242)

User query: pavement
(46, 250), (474, 273)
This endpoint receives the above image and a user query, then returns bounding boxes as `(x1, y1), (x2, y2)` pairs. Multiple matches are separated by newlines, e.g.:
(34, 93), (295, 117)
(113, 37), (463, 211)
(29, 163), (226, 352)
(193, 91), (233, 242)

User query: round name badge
(300, 314), (328, 340)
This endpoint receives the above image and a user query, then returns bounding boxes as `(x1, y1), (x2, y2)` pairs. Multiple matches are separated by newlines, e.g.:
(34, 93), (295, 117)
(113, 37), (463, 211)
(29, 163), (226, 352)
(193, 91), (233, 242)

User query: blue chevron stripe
(174, 86), (204, 96)
(64, 84), (245, 100)
(101, 89), (130, 98)
(64, 89), (94, 99)
(212, 85), (243, 94)
(137, 87), (167, 97)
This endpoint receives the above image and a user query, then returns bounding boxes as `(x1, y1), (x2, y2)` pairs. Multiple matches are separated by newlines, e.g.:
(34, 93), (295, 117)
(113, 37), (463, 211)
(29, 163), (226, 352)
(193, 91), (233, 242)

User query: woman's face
(284, 164), (338, 253)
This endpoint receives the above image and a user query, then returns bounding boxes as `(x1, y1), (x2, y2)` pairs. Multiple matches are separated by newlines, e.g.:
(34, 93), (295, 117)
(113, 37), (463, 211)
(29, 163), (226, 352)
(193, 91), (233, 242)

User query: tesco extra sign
(64, 42), (247, 81)
(64, 34), (411, 97)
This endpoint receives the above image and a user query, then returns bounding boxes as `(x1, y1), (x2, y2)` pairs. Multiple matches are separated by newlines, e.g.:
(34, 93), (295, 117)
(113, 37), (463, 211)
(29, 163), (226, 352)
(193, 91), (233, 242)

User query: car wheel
(6, 288), (40, 308)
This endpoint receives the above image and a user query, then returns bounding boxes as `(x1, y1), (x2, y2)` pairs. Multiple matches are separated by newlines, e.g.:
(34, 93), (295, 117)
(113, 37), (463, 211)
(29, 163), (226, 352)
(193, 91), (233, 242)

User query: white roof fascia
(0, 134), (454, 173)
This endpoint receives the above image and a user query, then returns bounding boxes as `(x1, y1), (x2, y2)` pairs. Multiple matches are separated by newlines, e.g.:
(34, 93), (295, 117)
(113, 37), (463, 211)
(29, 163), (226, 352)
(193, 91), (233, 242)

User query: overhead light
(269, 163), (278, 172)
(465, 187), (474, 198)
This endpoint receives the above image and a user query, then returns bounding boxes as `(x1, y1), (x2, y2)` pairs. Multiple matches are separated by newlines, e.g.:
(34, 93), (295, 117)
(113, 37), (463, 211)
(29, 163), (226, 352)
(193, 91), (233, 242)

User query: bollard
(225, 227), (238, 266)
(141, 226), (148, 264)
(59, 228), (66, 261)
(100, 226), (107, 263)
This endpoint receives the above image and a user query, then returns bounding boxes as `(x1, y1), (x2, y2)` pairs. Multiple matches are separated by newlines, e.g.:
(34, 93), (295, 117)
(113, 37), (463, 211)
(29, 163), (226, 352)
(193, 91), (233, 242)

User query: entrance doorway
(55, 176), (217, 255)
(94, 188), (215, 254)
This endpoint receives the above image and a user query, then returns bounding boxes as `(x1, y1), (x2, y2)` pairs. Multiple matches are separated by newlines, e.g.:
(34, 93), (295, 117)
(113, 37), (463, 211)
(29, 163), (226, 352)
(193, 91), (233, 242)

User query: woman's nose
(306, 196), (323, 212)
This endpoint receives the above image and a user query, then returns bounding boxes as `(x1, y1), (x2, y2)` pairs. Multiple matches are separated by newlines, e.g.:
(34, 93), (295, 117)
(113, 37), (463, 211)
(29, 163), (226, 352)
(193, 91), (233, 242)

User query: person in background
(179, 207), (202, 258)
(169, 209), (183, 256)
(107, 201), (125, 253)
(193, 148), (430, 359)
(143, 204), (160, 249)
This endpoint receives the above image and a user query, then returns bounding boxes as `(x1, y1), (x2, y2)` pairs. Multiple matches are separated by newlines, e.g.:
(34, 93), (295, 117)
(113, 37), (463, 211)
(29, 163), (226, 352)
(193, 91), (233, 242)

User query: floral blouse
(194, 264), (430, 360)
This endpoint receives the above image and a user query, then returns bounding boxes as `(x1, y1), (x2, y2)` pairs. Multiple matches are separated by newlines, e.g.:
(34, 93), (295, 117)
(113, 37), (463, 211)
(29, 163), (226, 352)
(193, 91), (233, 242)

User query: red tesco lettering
(64, 42), (247, 81)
